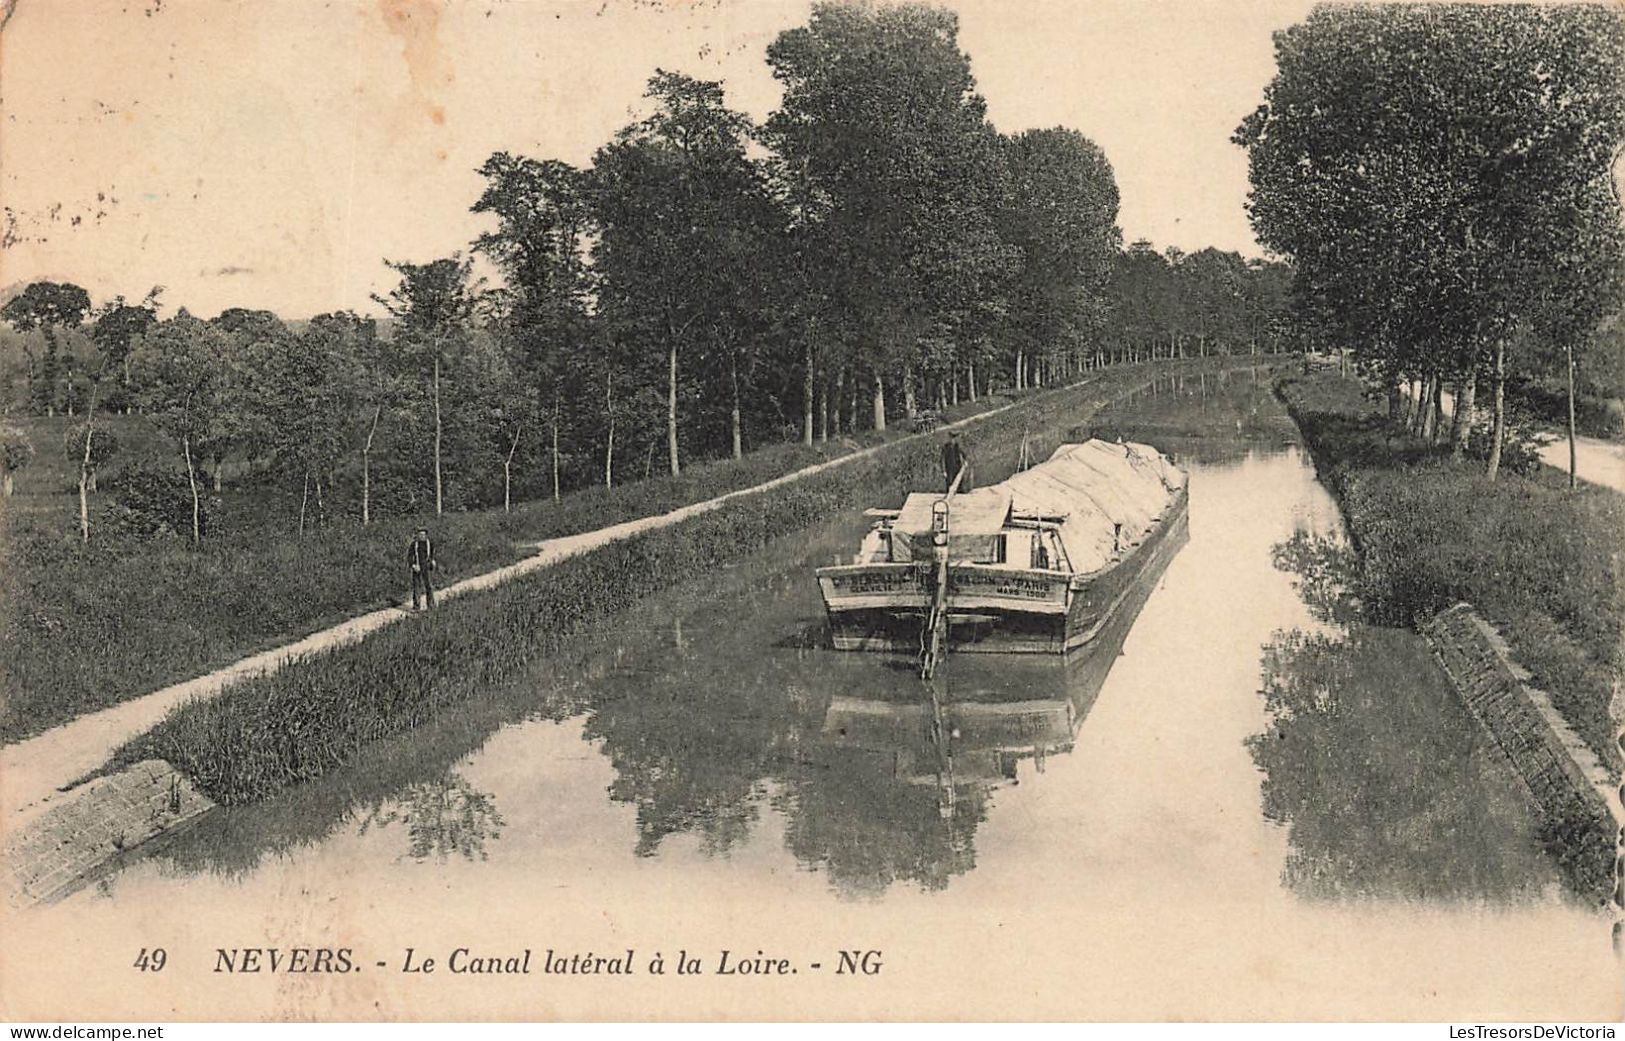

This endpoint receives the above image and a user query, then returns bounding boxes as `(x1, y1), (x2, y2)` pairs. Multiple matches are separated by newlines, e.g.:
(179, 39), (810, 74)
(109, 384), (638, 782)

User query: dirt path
(1536, 433), (1625, 494)
(0, 384), (1060, 831)
(1403, 383), (1624, 493)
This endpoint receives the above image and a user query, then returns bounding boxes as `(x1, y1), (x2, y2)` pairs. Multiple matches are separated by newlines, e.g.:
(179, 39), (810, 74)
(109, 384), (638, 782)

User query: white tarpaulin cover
(889, 440), (1184, 572)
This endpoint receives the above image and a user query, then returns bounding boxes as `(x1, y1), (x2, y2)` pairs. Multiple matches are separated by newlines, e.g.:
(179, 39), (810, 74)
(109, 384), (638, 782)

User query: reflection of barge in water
(819, 500), (1186, 793)
(816, 439), (1189, 658)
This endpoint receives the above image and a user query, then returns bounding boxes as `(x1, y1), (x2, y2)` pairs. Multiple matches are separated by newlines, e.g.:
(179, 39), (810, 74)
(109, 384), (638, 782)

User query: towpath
(0, 383), (1068, 831)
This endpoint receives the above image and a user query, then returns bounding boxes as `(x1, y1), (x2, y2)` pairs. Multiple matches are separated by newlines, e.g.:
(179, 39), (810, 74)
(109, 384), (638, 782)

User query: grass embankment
(110, 360), (1237, 805)
(2, 393), (1017, 743)
(1278, 373), (1623, 774)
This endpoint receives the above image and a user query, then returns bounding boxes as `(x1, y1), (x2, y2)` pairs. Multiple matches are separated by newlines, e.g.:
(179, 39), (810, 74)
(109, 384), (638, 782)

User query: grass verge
(109, 360), (1250, 804)
(1278, 373), (1623, 775)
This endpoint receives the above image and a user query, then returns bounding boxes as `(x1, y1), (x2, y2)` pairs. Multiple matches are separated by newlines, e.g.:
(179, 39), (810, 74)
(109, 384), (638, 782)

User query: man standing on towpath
(941, 430), (973, 493)
(408, 526), (438, 610)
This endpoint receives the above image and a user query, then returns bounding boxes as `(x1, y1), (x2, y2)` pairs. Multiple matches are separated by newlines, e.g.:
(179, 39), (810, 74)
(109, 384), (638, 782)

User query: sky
(0, 0), (1318, 318)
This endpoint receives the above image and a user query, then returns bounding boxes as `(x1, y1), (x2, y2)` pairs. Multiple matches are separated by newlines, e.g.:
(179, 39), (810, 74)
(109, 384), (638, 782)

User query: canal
(11, 372), (1618, 1020)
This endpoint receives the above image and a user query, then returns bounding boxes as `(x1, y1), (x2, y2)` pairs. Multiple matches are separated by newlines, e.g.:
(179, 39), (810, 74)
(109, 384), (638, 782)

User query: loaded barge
(815, 439), (1189, 665)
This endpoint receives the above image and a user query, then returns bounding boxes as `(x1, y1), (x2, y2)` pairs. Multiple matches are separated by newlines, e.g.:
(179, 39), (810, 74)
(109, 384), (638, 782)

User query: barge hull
(821, 489), (1189, 655)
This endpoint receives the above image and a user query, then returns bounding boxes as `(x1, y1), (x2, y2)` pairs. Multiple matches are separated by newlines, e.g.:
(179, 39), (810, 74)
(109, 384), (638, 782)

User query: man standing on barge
(941, 430), (973, 493)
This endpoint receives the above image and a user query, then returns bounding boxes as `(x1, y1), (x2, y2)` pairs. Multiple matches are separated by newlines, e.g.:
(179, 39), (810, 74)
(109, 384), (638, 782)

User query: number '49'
(133, 948), (167, 972)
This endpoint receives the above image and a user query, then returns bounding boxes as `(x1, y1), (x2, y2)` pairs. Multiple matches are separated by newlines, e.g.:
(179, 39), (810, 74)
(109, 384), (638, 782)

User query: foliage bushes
(108, 361), (1227, 803)
(1279, 373), (1623, 773)
(1509, 376), (1625, 441)
(101, 462), (207, 539)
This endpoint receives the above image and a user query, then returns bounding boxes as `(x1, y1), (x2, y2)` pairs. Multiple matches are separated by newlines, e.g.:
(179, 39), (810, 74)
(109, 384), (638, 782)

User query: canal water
(9, 372), (1618, 1020)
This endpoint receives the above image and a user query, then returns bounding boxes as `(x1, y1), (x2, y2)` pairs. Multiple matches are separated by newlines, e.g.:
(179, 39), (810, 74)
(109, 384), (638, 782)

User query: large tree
(1235, 3), (1625, 478)
(1, 280), (91, 416)
(131, 312), (231, 544)
(592, 70), (782, 475)
(472, 152), (594, 495)
(765, 2), (1015, 430)
(999, 128), (1121, 385)
(373, 256), (484, 514)
(92, 287), (162, 414)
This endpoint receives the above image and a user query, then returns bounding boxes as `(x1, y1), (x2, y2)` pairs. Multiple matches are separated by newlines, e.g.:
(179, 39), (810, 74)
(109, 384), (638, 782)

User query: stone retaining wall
(1422, 602), (1622, 902)
(4, 759), (214, 908)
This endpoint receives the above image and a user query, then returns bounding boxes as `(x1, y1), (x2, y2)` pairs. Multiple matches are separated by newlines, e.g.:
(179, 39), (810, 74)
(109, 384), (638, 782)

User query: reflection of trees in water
(1087, 368), (1294, 443)
(358, 772), (506, 862)
(1249, 626), (1557, 902)
(1270, 531), (1362, 626)
(774, 751), (986, 899)
(581, 671), (801, 858)
(581, 654), (989, 894)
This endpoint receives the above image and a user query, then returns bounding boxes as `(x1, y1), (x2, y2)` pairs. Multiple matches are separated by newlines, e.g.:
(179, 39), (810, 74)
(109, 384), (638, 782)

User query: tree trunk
(903, 363), (918, 419)
(967, 359), (977, 403)
(730, 351), (743, 460)
(833, 368), (845, 435)
(1449, 375), (1476, 460)
(605, 369), (615, 490)
(315, 475), (325, 528)
(950, 368), (959, 407)
(818, 378), (829, 444)
(2, 473), (11, 497)
(1429, 379), (1445, 444)
(362, 404), (381, 526)
(667, 340), (680, 477)
(212, 460), (223, 493)
(1566, 343), (1578, 490)
(552, 406), (561, 501)
(78, 423), (93, 543)
(433, 351), (444, 515)
(182, 435), (201, 545)
(1014, 349), (1024, 391)
(802, 343), (815, 447)
(1486, 337), (1507, 481)
(504, 423), (522, 512)
(872, 372), (886, 432)
(299, 469), (310, 537)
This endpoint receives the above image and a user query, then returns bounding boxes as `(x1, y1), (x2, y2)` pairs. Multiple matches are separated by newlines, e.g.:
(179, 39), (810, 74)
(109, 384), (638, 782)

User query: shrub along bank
(2, 389), (1020, 743)
(111, 359), (1254, 804)
(1278, 373), (1623, 775)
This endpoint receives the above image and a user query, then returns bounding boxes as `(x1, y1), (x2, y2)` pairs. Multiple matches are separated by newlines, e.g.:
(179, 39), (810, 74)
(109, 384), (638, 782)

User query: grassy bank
(3, 389), (1026, 743)
(1278, 373), (1623, 774)
(110, 360), (1245, 804)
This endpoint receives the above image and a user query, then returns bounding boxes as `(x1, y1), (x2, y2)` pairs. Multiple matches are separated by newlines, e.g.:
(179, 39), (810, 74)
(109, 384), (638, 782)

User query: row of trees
(1234, 3), (1625, 482)
(3, 2), (1299, 545)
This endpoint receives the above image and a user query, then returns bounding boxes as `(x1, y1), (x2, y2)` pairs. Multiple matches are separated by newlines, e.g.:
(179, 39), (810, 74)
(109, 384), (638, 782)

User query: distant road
(1403, 382), (1623, 494)
(1537, 432), (1625, 494)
